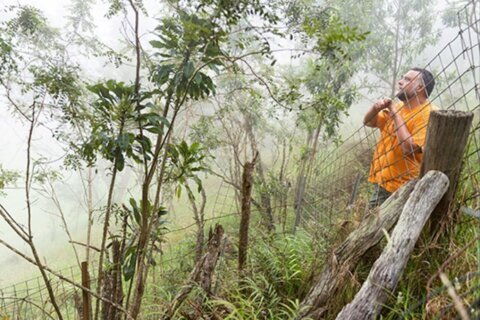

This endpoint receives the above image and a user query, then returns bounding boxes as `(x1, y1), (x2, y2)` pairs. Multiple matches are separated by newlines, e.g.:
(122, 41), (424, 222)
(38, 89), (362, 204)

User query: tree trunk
(293, 174), (307, 232)
(163, 224), (226, 319)
(419, 110), (473, 237)
(102, 241), (123, 320)
(238, 156), (256, 273)
(244, 112), (274, 232)
(186, 181), (207, 263)
(81, 261), (92, 320)
(293, 126), (320, 232)
(336, 171), (449, 320)
(298, 180), (416, 319)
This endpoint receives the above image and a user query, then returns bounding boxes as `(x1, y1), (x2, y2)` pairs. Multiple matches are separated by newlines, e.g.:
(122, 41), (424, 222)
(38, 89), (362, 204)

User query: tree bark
(81, 261), (92, 320)
(298, 180), (416, 319)
(238, 156), (256, 273)
(419, 110), (473, 237)
(293, 131), (313, 233)
(163, 224), (226, 319)
(244, 111), (274, 232)
(336, 171), (449, 320)
(102, 241), (123, 320)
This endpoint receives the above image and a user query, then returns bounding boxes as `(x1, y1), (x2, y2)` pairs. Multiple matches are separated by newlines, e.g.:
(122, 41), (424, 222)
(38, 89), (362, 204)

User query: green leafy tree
(329, 0), (440, 96)
(0, 6), (86, 320)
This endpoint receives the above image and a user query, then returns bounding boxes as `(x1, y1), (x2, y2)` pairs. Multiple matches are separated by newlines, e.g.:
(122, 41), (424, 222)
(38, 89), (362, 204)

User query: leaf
(129, 198), (141, 225)
(123, 251), (137, 281)
(156, 206), (168, 217)
(115, 153), (125, 172)
(149, 40), (164, 48)
(176, 185), (182, 198)
(183, 61), (195, 80)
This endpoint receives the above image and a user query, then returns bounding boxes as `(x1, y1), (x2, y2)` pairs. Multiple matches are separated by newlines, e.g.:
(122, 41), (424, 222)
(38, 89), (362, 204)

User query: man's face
(395, 70), (424, 102)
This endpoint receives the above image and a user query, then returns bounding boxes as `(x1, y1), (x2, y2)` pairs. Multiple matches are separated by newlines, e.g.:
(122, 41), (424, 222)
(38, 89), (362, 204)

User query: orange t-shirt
(368, 101), (434, 192)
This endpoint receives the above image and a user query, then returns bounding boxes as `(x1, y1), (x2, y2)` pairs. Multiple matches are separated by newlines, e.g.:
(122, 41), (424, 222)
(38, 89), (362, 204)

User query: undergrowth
(138, 194), (479, 319)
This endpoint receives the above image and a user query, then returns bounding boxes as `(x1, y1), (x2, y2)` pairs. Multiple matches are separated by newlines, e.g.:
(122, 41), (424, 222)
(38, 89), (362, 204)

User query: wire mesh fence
(1, 0), (479, 319)
(0, 264), (95, 320)
(298, 0), (480, 228)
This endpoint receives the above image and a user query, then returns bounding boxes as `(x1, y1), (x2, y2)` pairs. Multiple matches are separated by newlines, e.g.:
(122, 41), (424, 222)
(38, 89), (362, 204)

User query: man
(363, 68), (436, 208)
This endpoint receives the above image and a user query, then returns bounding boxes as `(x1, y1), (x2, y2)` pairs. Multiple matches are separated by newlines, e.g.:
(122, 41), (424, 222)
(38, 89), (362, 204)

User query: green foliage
(441, 0), (471, 29)
(250, 232), (316, 297)
(0, 37), (16, 75)
(29, 64), (84, 128)
(277, 4), (367, 139)
(167, 140), (209, 198)
(148, 0), (281, 104)
(329, 0), (440, 95)
(149, 12), (222, 100)
(196, 231), (318, 319)
(31, 161), (62, 185)
(302, 8), (368, 61)
(3, 5), (59, 48)
(118, 198), (168, 281)
(210, 276), (304, 319)
(194, 0), (280, 26)
(0, 165), (20, 194)
(5, 6), (47, 36)
(189, 115), (225, 151)
(78, 80), (169, 171)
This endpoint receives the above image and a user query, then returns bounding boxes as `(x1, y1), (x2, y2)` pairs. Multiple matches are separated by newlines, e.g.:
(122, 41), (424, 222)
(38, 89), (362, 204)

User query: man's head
(396, 68), (435, 103)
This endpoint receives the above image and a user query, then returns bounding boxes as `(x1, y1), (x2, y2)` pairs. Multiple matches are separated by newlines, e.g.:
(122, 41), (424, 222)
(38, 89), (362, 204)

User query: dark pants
(368, 185), (392, 209)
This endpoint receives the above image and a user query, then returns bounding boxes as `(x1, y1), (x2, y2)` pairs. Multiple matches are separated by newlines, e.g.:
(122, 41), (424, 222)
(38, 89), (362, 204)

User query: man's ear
(416, 83), (426, 96)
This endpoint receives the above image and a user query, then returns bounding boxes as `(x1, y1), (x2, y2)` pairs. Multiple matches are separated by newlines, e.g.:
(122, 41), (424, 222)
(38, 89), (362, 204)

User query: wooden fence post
(419, 110), (473, 236)
(81, 261), (91, 320)
(297, 180), (416, 320)
(335, 171), (449, 320)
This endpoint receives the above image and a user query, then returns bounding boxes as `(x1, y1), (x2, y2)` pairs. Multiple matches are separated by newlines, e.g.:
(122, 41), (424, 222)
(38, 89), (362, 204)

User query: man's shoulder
(416, 102), (437, 123)
(422, 103), (438, 116)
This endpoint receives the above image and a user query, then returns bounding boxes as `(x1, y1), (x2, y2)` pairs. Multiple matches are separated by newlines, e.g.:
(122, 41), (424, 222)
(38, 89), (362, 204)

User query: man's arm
(388, 104), (421, 155)
(363, 99), (391, 128)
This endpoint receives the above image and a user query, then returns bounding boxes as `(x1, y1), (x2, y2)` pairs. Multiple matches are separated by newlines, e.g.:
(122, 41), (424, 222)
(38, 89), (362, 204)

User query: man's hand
(364, 98), (392, 128)
(374, 98), (393, 112)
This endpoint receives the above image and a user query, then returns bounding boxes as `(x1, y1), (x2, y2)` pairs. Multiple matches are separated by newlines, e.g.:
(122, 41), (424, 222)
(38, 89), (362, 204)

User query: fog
(0, 0), (465, 287)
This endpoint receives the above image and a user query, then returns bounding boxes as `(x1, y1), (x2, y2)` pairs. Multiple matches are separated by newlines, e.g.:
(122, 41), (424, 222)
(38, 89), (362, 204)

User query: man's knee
(368, 185), (391, 209)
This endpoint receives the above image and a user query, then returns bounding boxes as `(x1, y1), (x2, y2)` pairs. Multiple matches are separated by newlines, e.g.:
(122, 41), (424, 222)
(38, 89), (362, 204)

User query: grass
(2, 138), (479, 319)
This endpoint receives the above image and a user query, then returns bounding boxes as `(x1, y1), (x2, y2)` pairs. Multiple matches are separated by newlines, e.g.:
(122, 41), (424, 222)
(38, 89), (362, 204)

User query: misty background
(0, 0), (466, 287)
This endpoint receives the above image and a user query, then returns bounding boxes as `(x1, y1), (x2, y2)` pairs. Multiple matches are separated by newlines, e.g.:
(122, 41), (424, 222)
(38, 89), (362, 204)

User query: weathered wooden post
(163, 224), (226, 319)
(419, 110), (473, 236)
(81, 261), (92, 320)
(238, 155), (257, 273)
(297, 180), (417, 319)
(335, 171), (449, 320)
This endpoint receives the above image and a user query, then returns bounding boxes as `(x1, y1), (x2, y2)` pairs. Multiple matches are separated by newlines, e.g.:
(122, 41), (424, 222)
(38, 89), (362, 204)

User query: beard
(395, 90), (414, 102)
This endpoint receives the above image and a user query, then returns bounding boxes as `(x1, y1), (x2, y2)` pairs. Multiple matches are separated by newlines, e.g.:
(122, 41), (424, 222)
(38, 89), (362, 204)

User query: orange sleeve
(376, 110), (389, 130)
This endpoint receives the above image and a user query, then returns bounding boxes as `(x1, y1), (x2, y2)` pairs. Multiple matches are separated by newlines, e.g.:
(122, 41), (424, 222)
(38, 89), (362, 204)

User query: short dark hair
(412, 67), (435, 97)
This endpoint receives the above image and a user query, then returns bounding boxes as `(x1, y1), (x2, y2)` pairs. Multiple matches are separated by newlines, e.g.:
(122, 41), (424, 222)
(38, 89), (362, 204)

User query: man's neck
(404, 96), (428, 110)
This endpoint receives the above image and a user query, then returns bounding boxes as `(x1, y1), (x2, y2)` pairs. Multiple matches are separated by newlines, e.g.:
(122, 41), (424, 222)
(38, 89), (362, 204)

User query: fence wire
(298, 0), (480, 229)
(1, 0), (480, 319)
